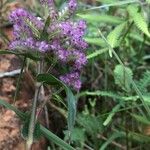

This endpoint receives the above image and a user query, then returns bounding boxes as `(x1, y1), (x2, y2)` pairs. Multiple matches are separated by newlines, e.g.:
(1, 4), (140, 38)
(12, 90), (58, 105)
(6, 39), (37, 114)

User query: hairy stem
(26, 62), (41, 150)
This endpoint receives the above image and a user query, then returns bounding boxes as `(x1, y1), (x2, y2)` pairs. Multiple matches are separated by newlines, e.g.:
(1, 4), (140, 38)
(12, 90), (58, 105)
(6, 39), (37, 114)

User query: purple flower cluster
(9, 8), (44, 39)
(40, 0), (57, 20)
(9, 0), (87, 91)
(60, 72), (81, 91)
(9, 38), (50, 53)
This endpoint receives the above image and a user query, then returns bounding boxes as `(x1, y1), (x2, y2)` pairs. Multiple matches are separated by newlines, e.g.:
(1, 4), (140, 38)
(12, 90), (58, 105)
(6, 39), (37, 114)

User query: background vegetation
(0, 0), (150, 149)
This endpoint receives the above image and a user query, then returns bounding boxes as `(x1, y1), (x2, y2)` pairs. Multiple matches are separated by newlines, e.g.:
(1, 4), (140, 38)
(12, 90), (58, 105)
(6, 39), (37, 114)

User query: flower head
(9, 0), (87, 91)
(60, 72), (81, 91)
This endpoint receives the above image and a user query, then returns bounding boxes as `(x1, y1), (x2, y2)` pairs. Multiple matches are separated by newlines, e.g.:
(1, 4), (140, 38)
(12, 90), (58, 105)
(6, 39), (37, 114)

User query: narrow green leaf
(84, 38), (106, 47)
(77, 14), (124, 25)
(37, 74), (76, 133)
(0, 50), (40, 61)
(87, 48), (108, 59)
(40, 126), (75, 150)
(131, 114), (150, 125)
(21, 119), (42, 140)
(40, 16), (51, 40)
(37, 73), (61, 85)
(103, 103), (122, 126)
(0, 50), (19, 55)
(0, 99), (26, 120)
(0, 99), (75, 150)
(120, 130), (150, 143)
(99, 132), (123, 150)
(77, 91), (138, 101)
(66, 87), (76, 132)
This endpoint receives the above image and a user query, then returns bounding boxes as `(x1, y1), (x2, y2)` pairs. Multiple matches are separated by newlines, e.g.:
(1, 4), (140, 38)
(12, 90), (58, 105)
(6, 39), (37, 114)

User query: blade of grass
(0, 99), (75, 150)
(89, 0), (139, 10)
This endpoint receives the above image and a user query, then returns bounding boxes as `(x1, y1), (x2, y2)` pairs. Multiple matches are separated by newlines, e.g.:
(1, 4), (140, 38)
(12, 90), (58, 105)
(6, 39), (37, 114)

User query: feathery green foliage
(107, 23), (126, 48)
(137, 71), (150, 93)
(107, 22), (126, 56)
(127, 5), (150, 37)
(114, 65), (133, 92)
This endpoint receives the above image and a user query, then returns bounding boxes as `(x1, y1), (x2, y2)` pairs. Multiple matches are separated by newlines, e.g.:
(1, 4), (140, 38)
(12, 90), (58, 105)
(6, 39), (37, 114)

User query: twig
(0, 69), (23, 78)
(35, 94), (50, 122)
(48, 101), (67, 118)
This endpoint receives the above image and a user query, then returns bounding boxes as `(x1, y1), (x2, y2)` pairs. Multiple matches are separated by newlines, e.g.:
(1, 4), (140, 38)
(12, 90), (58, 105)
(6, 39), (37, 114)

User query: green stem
(26, 62), (41, 150)
(14, 56), (26, 103)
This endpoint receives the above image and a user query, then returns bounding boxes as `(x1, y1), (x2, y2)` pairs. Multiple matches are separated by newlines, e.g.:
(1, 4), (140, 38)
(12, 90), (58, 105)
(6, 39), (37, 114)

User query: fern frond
(107, 22), (126, 48)
(137, 71), (150, 93)
(84, 37), (106, 47)
(114, 65), (133, 92)
(146, 0), (150, 4)
(107, 22), (126, 57)
(127, 5), (150, 37)
(77, 14), (124, 25)
(77, 90), (138, 101)
(77, 90), (150, 104)
(86, 48), (108, 59)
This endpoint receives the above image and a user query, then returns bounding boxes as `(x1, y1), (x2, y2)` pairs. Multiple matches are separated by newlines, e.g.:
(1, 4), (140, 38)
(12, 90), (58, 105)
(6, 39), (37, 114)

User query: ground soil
(0, 1), (46, 149)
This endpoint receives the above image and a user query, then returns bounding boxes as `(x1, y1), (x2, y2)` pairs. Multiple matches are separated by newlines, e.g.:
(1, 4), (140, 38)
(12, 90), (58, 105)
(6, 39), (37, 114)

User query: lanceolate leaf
(131, 114), (150, 125)
(37, 73), (61, 85)
(0, 99), (75, 150)
(40, 126), (75, 150)
(77, 14), (124, 25)
(0, 99), (26, 120)
(0, 50), (40, 61)
(37, 74), (76, 133)
(66, 87), (76, 132)
(100, 132), (123, 150)
(103, 103), (123, 126)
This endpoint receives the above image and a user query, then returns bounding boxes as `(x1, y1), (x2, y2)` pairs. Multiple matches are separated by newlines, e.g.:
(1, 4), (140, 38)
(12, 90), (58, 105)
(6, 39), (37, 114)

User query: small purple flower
(9, 38), (36, 50)
(9, 8), (44, 31)
(9, 8), (27, 23)
(68, 0), (77, 12)
(13, 22), (33, 39)
(60, 72), (81, 91)
(25, 38), (36, 49)
(40, 0), (58, 20)
(77, 20), (87, 30)
(59, 21), (72, 36)
(9, 40), (22, 50)
(72, 51), (87, 70)
(56, 49), (70, 62)
(50, 39), (61, 50)
(36, 41), (50, 52)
